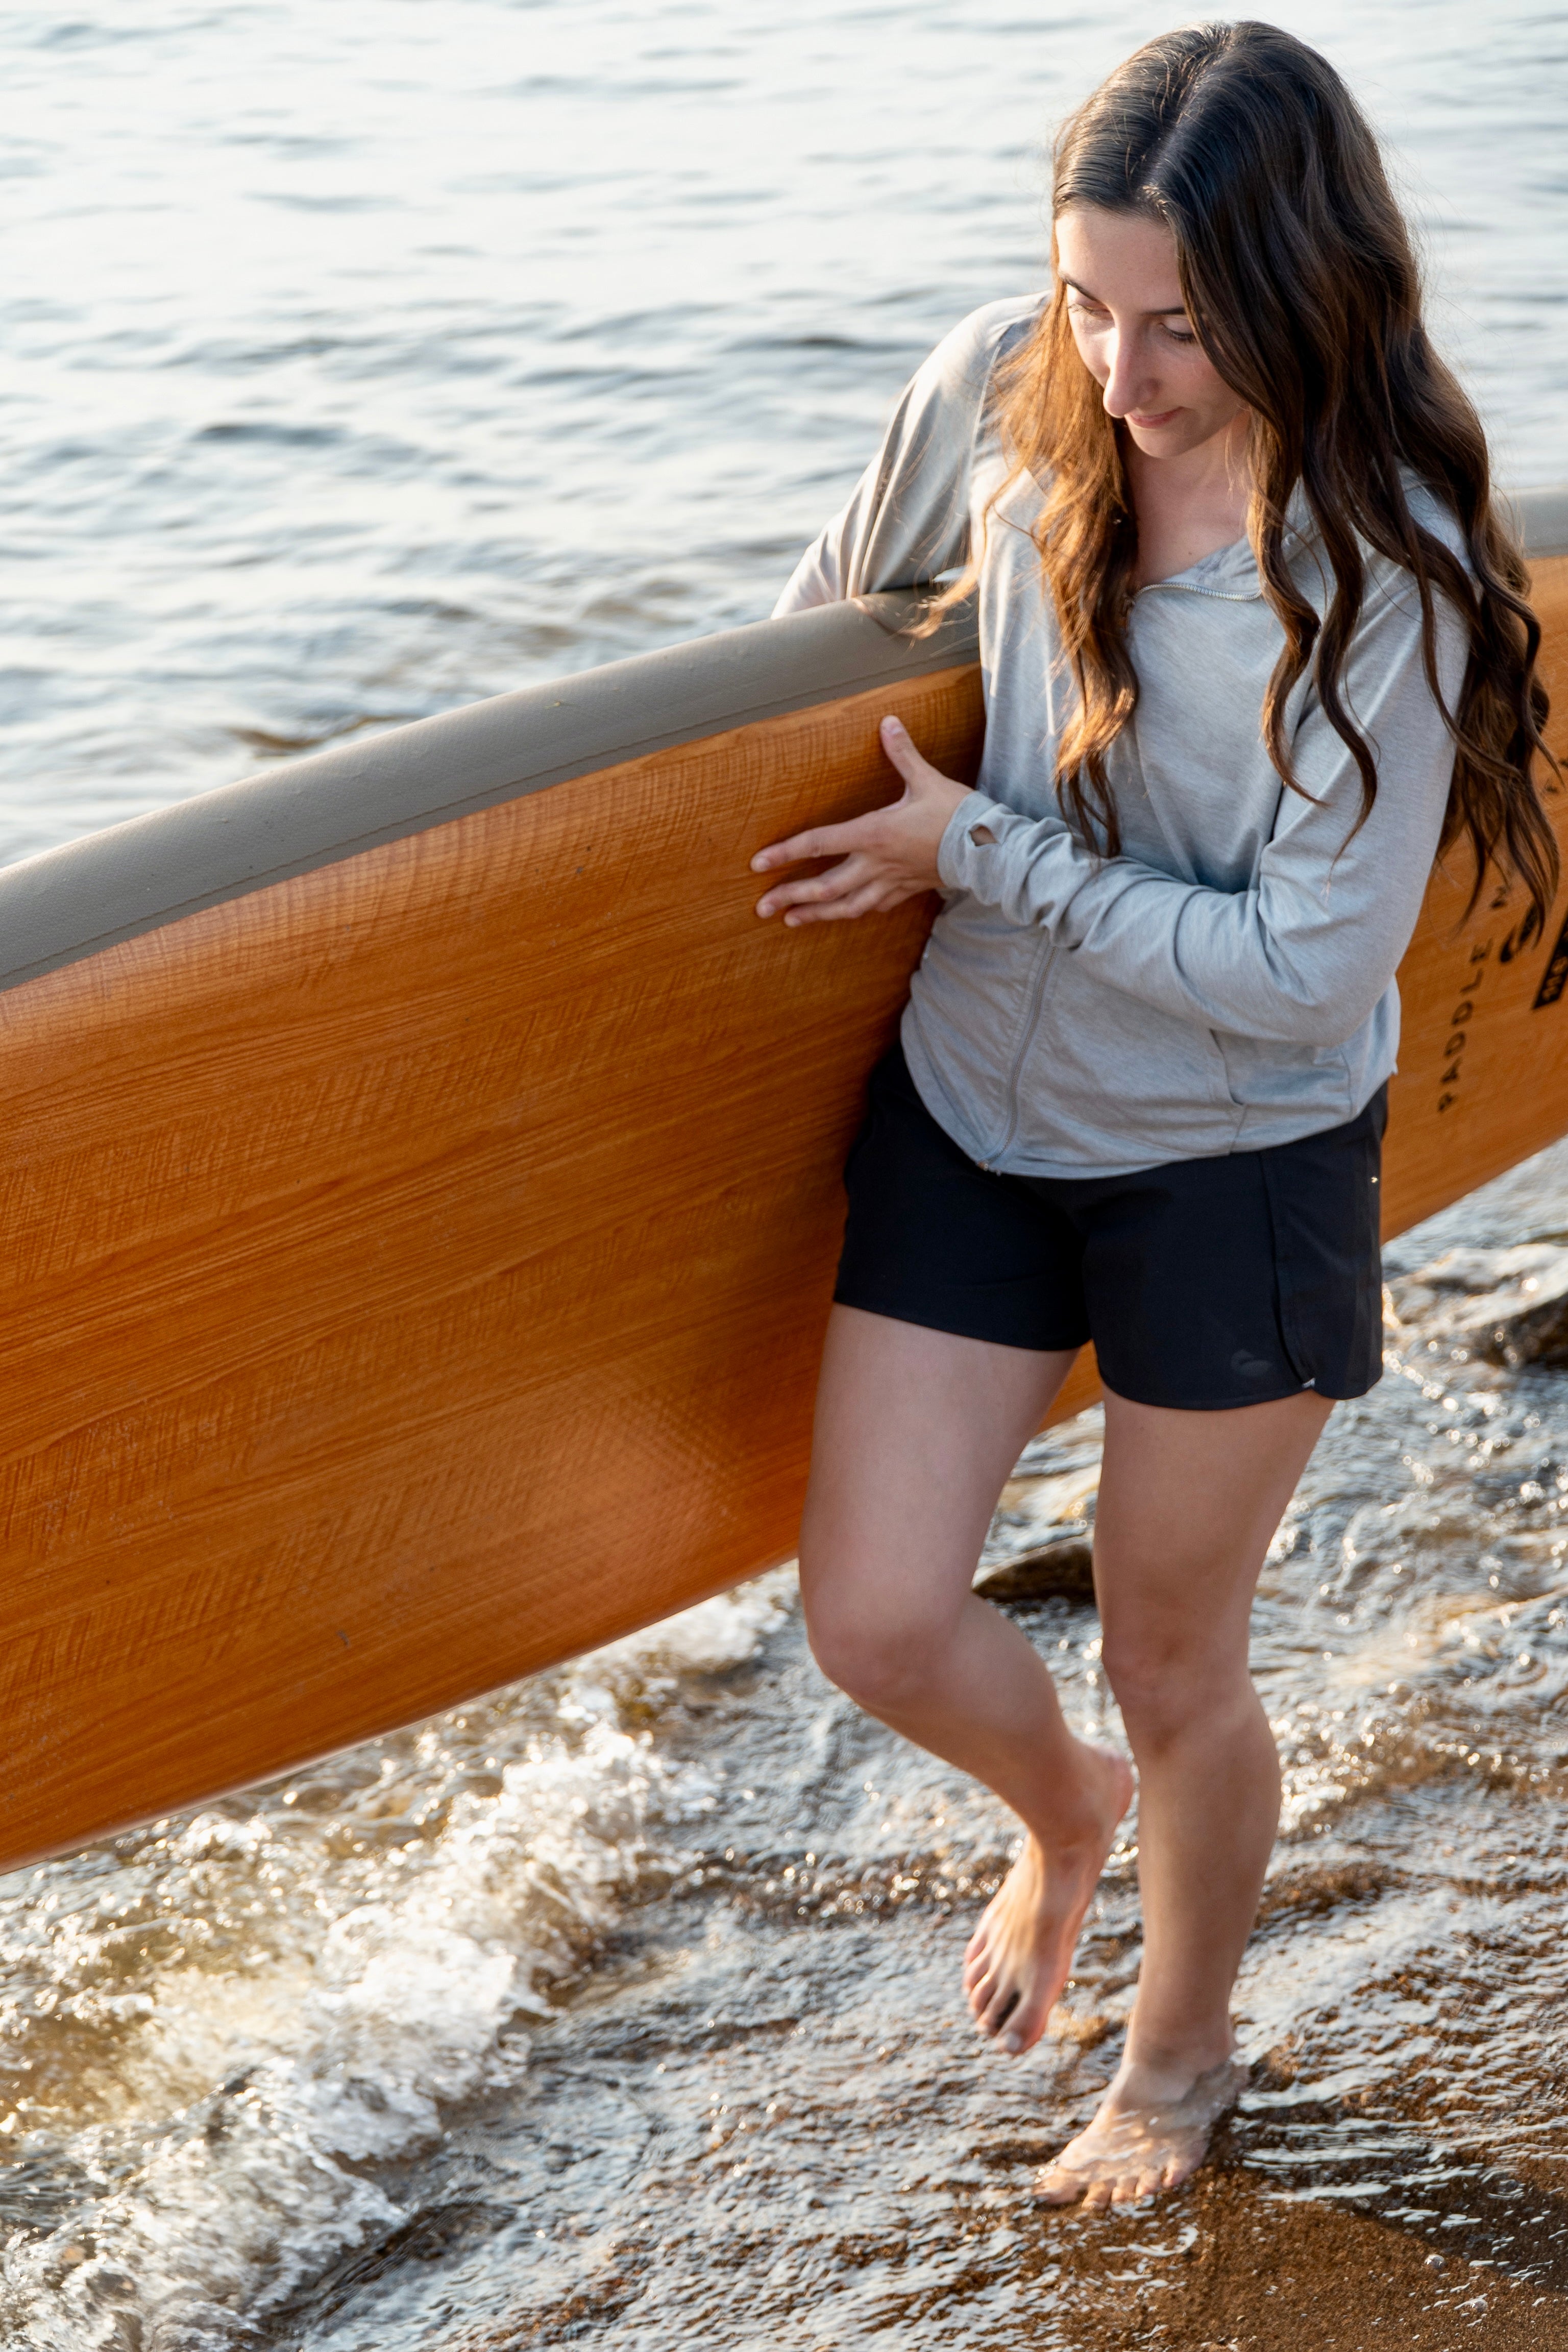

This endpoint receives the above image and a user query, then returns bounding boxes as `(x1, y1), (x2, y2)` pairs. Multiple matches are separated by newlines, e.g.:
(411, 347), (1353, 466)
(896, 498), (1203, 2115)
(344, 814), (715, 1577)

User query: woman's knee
(801, 1574), (955, 1713)
(1099, 1625), (1250, 1749)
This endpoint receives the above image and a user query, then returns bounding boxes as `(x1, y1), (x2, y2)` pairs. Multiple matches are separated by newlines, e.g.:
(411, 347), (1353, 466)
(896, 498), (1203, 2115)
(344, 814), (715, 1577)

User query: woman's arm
(772, 299), (1035, 614)
(758, 567), (1470, 1048)
(939, 576), (1469, 1043)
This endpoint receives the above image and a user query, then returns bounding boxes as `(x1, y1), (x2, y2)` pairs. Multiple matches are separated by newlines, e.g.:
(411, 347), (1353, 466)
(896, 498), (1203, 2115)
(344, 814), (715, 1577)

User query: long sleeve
(772, 299), (1036, 615)
(937, 565), (1469, 1046)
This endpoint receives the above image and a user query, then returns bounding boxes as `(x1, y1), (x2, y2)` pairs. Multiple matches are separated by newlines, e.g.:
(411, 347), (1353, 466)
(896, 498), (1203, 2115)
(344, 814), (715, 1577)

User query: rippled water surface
(5, 2), (1568, 2346)
(6, 0), (1568, 862)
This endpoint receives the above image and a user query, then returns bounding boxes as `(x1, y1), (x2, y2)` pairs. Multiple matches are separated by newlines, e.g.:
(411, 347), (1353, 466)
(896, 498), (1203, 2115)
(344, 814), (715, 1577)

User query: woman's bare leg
(799, 1305), (1134, 2056)
(1036, 1382), (1332, 2209)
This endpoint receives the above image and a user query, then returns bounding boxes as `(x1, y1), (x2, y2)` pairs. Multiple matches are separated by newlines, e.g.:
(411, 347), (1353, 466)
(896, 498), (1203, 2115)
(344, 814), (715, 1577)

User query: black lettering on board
(1436, 941), (1490, 1112)
(1533, 904), (1568, 1010)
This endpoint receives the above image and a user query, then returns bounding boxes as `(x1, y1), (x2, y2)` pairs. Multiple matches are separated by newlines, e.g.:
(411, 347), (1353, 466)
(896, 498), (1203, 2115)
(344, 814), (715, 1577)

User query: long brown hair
(966, 21), (1559, 936)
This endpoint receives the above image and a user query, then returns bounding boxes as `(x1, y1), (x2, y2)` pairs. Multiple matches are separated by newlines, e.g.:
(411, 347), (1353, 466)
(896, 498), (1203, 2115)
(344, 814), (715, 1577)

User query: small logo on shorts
(1230, 1350), (1273, 1379)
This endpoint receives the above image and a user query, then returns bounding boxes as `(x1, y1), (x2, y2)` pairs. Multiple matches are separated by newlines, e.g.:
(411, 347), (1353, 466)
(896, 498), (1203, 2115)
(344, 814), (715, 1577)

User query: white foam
(0, 1577), (795, 2349)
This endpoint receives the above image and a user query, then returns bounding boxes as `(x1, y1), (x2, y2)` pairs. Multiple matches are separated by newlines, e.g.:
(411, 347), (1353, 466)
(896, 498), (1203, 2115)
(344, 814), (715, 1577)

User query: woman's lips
(1127, 407), (1181, 427)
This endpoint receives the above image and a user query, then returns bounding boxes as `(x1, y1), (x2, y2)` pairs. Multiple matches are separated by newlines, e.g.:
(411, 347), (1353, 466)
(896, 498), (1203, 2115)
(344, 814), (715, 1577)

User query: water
(5, 0), (1567, 864)
(2, 1), (1567, 2344)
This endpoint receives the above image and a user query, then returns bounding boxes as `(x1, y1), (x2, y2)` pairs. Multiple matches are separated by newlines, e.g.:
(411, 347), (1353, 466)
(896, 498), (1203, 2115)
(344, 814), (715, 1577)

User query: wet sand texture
(274, 1979), (1568, 2352)
(0, 555), (1562, 1876)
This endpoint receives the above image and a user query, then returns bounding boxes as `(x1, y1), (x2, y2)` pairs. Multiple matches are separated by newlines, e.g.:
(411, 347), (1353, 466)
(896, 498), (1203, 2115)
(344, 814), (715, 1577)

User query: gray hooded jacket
(774, 296), (1469, 1177)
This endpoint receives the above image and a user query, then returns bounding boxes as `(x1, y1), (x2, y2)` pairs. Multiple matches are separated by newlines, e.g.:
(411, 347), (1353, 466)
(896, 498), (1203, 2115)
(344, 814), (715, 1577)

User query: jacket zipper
(981, 930), (1058, 1168)
(979, 574), (1259, 1167)
(1140, 579), (1259, 604)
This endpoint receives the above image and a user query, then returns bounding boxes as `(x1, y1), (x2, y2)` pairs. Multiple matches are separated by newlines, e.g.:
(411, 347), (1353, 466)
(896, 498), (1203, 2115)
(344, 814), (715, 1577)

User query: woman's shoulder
(1285, 472), (1473, 611)
(914, 293), (1045, 407)
(1401, 472), (1471, 570)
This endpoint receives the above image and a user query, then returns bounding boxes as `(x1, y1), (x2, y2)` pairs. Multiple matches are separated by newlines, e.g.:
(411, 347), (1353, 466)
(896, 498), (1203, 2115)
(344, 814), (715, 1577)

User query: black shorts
(834, 1045), (1387, 1411)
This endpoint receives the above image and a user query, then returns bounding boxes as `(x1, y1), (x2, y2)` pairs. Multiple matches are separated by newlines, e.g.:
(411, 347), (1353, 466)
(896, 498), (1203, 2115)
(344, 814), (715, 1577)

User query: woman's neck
(1126, 413), (1253, 587)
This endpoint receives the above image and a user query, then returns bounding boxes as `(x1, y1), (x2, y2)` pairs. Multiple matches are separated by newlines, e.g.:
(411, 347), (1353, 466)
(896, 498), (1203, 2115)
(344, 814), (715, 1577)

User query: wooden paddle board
(1, 495), (1565, 1874)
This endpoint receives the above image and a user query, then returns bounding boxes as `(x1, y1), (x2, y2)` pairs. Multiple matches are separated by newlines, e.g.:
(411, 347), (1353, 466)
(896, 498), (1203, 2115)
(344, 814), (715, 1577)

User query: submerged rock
(973, 1533), (1095, 1603)
(974, 1455), (1099, 1602)
(1387, 1241), (1568, 1366)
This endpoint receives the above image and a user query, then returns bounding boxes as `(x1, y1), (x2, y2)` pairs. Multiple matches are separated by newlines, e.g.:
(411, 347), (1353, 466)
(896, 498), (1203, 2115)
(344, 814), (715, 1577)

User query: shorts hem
(1096, 1367), (1383, 1413)
(831, 1285), (1090, 1358)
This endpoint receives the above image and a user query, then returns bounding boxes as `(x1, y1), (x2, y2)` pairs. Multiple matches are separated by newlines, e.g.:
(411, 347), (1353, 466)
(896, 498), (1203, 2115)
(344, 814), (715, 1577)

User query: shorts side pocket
(1259, 1097), (1386, 1400)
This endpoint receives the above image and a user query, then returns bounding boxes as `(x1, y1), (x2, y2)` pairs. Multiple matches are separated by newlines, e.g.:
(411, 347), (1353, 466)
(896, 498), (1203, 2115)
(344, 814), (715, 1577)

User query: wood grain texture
(1381, 552), (1568, 1231)
(1, 560), (1564, 1873)
(0, 668), (981, 1871)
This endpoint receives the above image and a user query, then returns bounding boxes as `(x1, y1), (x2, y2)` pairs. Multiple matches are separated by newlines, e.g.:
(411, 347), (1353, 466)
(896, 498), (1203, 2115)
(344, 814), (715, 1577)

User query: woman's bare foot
(963, 1743), (1134, 2055)
(1035, 2051), (1248, 2209)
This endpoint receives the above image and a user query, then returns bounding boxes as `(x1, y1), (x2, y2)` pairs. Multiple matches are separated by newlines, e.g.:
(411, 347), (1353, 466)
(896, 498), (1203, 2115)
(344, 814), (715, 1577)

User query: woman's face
(1055, 205), (1248, 461)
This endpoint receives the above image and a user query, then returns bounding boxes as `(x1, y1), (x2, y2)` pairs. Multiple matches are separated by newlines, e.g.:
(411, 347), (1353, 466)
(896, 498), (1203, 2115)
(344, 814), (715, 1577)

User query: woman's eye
(1164, 324), (1198, 345)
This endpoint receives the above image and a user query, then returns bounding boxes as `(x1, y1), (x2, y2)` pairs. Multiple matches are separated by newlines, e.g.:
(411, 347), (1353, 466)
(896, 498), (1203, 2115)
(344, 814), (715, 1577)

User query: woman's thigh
(1093, 1385), (1332, 1715)
(798, 1304), (1079, 1644)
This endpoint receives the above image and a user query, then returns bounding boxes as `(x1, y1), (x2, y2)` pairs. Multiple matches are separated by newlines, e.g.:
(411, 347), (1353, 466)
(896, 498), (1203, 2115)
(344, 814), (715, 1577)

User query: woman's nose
(1100, 331), (1154, 420)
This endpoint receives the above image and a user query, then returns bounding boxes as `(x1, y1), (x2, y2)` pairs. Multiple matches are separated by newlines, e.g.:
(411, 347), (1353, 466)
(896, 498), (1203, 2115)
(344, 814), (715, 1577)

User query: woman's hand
(751, 715), (970, 926)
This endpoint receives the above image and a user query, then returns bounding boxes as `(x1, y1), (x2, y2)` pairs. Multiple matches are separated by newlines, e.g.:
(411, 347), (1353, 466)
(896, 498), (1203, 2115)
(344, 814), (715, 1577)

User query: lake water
(2, 3), (1567, 2346)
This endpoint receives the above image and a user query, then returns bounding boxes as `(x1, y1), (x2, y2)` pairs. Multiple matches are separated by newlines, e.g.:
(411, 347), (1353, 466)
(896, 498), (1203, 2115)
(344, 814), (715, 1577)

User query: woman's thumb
(879, 713), (930, 782)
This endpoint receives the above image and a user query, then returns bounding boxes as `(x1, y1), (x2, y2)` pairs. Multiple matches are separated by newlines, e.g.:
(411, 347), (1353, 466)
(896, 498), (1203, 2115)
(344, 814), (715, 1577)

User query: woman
(750, 21), (1559, 2209)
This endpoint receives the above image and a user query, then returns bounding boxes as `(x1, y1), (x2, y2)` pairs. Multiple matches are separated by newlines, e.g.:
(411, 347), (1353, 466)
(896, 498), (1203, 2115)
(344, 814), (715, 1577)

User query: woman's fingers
(750, 714), (962, 923)
(781, 877), (904, 926)
(750, 812), (877, 875)
(759, 862), (920, 926)
(751, 716), (954, 875)
(756, 852), (872, 919)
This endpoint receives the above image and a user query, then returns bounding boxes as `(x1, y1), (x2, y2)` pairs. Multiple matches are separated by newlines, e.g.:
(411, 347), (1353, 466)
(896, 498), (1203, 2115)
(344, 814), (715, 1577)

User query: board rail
(0, 493), (1565, 1873)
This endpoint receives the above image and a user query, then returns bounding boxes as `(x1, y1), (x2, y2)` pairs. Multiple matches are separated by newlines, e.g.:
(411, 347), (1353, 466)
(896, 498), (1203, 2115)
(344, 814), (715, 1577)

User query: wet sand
(264, 1760), (1568, 2348)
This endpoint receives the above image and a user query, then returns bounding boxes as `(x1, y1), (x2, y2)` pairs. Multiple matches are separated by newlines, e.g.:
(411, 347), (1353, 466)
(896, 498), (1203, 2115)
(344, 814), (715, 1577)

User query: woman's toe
(1000, 1984), (1052, 2053)
(969, 1966), (1007, 2022)
(994, 2010), (1037, 2056)
(989, 1992), (1021, 2042)
(973, 1985), (1011, 2041)
(979, 1984), (1020, 2037)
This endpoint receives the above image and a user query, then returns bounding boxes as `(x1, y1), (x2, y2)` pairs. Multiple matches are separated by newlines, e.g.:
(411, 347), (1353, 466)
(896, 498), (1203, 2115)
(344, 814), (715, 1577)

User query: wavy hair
(953, 20), (1559, 936)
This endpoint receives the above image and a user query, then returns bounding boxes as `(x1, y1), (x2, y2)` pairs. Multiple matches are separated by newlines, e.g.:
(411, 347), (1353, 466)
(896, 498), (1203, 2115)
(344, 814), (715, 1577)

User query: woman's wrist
(938, 790), (1009, 889)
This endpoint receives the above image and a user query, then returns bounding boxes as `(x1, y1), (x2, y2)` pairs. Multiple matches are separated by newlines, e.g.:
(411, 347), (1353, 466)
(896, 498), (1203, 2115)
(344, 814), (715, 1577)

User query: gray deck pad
(2, 479), (1562, 996)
